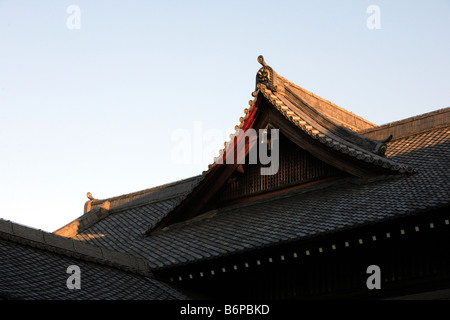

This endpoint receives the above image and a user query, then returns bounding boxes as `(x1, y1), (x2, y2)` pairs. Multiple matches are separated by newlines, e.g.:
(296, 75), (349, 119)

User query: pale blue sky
(1, 0), (449, 231)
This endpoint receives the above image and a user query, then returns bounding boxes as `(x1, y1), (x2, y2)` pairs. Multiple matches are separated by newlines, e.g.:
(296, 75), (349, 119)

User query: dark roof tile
(0, 221), (187, 299)
(124, 127), (450, 269)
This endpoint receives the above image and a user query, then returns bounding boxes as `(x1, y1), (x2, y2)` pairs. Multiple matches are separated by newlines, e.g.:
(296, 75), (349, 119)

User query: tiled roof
(255, 56), (378, 132)
(208, 56), (413, 175)
(147, 57), (416, 231)
(52, 56), (450, 272)
(0, 219), (186, 299)
(69, 126), (450, 269)
(359, 107), (450, 140)
(5, 56), (449, 300)
(69, 196), (183, 257)
(55, 175), (201, 238)
(252, 85), (412, 173)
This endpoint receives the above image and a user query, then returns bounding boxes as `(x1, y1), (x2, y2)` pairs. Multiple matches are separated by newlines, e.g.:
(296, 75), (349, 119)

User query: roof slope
(0, 219), (186, 299)
(55, 175), (200, 239)
(63, 196), (184, 258)
(68, 125), (450, 269)
(138, 127), (450, 269)
(276, 74), (377, 132)
(243, 56), (412, 172)
(150, 56), (414, 230)
(53, 56), (450, 271)
(57, 56), (416, 241)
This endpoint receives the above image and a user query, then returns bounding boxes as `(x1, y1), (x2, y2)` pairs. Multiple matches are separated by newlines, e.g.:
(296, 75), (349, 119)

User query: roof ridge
(359, 107), (450, 141)
(54, 175), (202, 236)
(276, 74), (378, 129)
(0, 218), (152, 276)
(203, 56), (402, 174)
(256, 85), (413, 173)
(87, 174), (202, 208)
(109, 192), (186, 215)
(249, 56), (413, 173)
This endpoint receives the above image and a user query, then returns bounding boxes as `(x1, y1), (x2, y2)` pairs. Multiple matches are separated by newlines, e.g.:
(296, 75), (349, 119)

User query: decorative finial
(258, 55), (267, 67)
(255, 55), (277, 92)
(87, 192), (94, 200)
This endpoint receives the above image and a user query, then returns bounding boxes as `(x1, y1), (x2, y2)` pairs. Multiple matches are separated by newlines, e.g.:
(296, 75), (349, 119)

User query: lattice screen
(217, 133), (341, 203)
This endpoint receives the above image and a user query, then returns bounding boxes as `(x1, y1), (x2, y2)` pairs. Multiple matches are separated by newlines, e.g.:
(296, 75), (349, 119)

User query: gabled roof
(53, 56), (450, 272)
(152, 56), (413, 229)
(0, 219), (186, 299)
(241, 56), (412, 172)
(71, 125), (450, 270)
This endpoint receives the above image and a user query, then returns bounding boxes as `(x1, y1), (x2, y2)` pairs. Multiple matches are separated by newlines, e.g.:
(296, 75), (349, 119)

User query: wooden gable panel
(216, 132), (344, 204)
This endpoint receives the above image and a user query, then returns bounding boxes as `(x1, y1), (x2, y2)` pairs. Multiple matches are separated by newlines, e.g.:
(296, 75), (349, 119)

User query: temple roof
(222, 56), (412, 173)
(149, 56), (414, 229)
(52, 56), (450, 272)
(59, 125), (450, 269)
(4, 56), (449, 301)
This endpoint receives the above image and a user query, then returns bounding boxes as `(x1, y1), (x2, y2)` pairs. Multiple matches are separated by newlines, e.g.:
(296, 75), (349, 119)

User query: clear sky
(1, 0), (449, 232)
